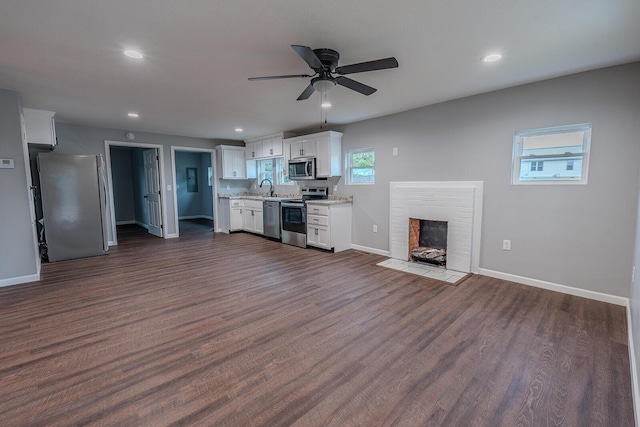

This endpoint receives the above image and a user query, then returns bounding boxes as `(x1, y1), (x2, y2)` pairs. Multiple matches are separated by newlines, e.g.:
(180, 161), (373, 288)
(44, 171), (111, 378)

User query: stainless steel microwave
(288, 157), (316, 180)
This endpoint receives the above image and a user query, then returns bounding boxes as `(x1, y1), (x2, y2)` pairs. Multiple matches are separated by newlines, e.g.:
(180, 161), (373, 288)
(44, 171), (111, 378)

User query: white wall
(0, 89), (39, 285)
(333, 62), (640, 297)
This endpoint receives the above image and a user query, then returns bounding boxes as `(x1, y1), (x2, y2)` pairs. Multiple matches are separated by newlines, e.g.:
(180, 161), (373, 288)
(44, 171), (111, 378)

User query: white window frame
(346, 147), (375, 185)
(511, 123), (591, 185)
(256, 158), (293, 186)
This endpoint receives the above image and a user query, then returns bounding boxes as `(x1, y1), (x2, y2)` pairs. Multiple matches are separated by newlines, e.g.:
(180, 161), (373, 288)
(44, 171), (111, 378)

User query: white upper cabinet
(217, 145), (247, 179)
(284, 131), (343, 177)
(23, 108), (57, 147)
(245, 132), (292, 160)
(289, 139), (317, 159)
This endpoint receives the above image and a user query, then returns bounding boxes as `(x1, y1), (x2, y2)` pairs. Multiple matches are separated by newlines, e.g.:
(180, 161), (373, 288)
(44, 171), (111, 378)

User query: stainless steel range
(281, 187), (328, 248)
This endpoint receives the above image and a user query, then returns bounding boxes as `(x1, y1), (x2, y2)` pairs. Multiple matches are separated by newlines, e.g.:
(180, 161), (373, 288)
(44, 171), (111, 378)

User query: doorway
(104, 141), (166, 246)
(171, 146), (217, 237)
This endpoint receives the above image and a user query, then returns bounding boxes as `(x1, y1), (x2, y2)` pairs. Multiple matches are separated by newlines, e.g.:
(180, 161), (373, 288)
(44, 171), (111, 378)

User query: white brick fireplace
(389, 181), (483, 273)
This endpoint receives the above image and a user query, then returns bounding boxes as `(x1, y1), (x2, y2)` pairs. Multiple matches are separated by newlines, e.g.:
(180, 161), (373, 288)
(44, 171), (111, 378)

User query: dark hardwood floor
(0, 228), (634, 426)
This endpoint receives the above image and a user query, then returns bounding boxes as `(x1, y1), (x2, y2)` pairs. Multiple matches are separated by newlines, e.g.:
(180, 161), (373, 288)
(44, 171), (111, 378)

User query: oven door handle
(301, 207), (306, 223)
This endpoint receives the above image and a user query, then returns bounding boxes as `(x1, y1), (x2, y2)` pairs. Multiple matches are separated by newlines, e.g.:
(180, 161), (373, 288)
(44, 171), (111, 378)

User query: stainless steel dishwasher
(263, 200), (281, 240)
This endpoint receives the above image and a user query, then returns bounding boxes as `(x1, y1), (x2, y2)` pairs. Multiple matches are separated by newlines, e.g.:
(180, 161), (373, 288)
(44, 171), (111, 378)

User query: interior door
(143, 149), (163, 237)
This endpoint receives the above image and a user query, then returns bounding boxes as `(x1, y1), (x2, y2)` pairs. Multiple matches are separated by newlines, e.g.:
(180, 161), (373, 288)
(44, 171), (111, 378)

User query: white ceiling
(1, 0), (639, 141)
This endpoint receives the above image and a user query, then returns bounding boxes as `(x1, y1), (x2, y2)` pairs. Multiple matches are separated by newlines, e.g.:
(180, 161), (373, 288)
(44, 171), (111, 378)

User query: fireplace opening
(409, 218), (448, 268)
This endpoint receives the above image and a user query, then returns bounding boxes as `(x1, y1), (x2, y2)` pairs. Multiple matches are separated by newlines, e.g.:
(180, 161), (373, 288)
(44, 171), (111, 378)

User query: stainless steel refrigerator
(38, 153), (109, 262)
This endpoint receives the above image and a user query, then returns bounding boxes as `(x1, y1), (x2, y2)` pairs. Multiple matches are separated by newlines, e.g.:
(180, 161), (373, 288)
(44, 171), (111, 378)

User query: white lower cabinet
(230, 200), (244, 231)
(242, 200), (263, 235)
(306, 203), (352, 252)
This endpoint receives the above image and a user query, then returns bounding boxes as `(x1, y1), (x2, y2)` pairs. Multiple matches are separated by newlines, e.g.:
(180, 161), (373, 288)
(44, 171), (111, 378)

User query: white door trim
(170, 146), (218, 237)
(104, 140), (168, 245)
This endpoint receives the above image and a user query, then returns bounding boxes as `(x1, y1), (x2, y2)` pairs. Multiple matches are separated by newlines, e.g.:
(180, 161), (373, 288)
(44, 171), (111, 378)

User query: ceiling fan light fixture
(312, 78), (336, 94)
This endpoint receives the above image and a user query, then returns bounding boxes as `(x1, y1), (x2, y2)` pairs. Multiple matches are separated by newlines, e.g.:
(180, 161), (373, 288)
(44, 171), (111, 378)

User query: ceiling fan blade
(291, 45), (323, 69)
(335, 57), (399, 75)
(296, 84), (316, 101)
(335, 76), (377, 96)
(248, 74), (311, 81)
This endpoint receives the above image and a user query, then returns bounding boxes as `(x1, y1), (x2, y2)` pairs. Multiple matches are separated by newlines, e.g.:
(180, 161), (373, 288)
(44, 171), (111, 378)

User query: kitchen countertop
(218, 195), (352, 204)
(306, 199), (352, 206)
(218, 195), (295, 202)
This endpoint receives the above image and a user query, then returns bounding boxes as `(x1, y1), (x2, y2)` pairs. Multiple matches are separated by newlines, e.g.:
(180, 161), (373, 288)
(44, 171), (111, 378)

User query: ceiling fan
(248, 45), (399, 101)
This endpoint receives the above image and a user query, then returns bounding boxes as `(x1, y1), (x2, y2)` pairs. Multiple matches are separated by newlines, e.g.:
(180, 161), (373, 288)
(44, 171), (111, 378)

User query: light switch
(167, 185), (172, 191)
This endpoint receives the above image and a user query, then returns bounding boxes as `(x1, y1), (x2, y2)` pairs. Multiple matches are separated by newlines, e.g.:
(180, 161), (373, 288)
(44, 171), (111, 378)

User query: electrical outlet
(373, 224), (378, 233)
(393, 147), (398, 156)
(503, 239), (511, 251)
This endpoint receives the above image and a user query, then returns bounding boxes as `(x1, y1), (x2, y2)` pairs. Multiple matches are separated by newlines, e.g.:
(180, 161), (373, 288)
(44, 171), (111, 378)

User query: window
(511, 123), (591, 185)
(530, 161), (544, 172)
(346, 148), (375, 185)
(256, 158), (292, 185)
(276, 157), (293, 185)
(257, 159), (274, 183)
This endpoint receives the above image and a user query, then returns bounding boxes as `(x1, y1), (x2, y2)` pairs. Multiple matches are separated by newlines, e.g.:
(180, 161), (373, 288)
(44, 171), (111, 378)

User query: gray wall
(54, 123), (239, 238)
(130, 148), (149, 226)
(109, 147), (135, 223)
(175, 151), (208, 218)
(200, 153), (213, 218)
(0, 89), (38, 283)
(334, 62), (640, 297)
(631, 170), (640, 406)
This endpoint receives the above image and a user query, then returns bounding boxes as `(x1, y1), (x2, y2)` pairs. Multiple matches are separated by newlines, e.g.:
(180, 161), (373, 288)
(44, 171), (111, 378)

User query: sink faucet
(259, 178), (274, 197)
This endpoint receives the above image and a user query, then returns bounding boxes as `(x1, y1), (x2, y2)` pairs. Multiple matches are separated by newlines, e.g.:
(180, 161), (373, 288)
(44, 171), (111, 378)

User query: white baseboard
(626, 305), (640, 427)
(350, 244), (390, 257)
(164, 233), (179, 239)
(0, 273), (40, 288)
(179, 215), (214, 220)
(116, 220), (136, 225)
(135, 221), (150, 230)
(478, 268), (629, 306)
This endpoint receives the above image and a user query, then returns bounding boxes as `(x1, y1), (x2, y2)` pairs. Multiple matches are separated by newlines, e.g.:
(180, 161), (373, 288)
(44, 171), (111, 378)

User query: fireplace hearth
(409, 218), (448, 268)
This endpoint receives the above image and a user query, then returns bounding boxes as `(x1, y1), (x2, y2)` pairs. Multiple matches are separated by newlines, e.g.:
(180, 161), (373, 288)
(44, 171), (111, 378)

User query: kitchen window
(257, 158), (293, 185)
(346, 148), (375, 185)
(511, 123), (591, 185)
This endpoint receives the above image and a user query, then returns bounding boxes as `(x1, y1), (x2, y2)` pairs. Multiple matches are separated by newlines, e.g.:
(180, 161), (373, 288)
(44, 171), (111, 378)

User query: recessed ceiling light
(124, 50), (144, 59)
(482, 53), (502, 63)
(321, 102), (332, 108)
(235, 128), (243, 132)
(128, 112), (139, 118)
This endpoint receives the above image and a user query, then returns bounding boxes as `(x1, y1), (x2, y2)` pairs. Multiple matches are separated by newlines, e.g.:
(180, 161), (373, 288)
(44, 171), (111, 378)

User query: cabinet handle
(315, 228), (319, 235)
(300, 148), (303, 156)
(252, 151), (255, 157)
(270, 148), (273, 155)
(313, 218), (319, 222)
(252, 210), (254, 216)
(240, 209), (242, 214)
